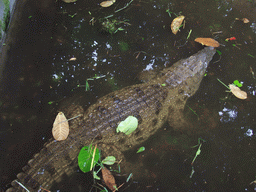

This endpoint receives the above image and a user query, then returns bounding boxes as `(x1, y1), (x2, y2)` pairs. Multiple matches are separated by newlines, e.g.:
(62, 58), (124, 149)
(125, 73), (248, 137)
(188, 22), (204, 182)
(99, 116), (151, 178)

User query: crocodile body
(7, 47), (216, 192)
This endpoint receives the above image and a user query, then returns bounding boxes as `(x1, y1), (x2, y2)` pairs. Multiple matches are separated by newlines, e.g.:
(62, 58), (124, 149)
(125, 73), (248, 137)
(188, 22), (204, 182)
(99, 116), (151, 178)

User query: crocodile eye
(97, 106), (107, 113)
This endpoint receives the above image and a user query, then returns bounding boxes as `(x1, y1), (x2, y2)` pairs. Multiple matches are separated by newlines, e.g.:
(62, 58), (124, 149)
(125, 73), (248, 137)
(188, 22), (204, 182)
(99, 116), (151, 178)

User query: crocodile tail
(6, 106), (87, 192)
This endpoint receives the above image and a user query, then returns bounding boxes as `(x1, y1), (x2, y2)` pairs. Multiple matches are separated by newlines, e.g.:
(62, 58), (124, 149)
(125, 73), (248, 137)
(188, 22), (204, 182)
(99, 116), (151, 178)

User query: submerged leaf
(52, 112), (69, 141)
(195, 38), (220, 47)
(116, 116), (138, 135)
(170, 15), (185, 35)
(229, 84), (247, 100)
(102, 166), (117, 191)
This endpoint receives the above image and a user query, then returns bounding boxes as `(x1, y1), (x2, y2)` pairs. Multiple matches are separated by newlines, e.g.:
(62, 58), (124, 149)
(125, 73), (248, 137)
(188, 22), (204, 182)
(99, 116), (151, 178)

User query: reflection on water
(219, 106), (238, 123)
(1, 0), (256, 191)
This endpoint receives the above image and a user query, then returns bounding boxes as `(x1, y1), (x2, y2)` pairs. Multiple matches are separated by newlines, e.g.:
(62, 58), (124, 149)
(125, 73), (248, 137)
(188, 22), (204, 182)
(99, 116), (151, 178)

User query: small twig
(90, 144), (97, 171)
(217, 78), (230, 90)
(187, 29), (192, 39)
(40, 187), (51, 192)
(212, 31), (223, 35)
(58, 114), (82, 125)
(115, 0), (133, 13)
(186, 105), (198, 117)
(114, 183), (125, 192)
(15, 181), (30, 192)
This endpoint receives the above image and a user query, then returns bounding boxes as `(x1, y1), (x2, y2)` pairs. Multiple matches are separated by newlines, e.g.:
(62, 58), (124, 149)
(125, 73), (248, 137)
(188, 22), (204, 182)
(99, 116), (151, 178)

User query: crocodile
(6, 47), (216, 192)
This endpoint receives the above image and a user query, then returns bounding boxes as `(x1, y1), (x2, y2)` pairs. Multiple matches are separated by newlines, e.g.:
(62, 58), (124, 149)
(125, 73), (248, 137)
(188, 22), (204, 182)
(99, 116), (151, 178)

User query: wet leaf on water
(229, 84), (247, 100)
(194, 37), (220, 47)
(170, 15), (185, 35)
(52, 112), (69, 141)
(69, 57), (77, 61)
(242, 18), (250, 23)
(102, 156), (116, 165)
(233, 80), (242, 87)
(100, 0), (115, 7)
(136, 147), (145, 153)
(102, 166), (117, 191)
(93, 171), (101, 180)
(78, 145), (100, 173)
(62, 0), (77, 3)
(235, 18), (249, 23)
(116, 116), (138, 135)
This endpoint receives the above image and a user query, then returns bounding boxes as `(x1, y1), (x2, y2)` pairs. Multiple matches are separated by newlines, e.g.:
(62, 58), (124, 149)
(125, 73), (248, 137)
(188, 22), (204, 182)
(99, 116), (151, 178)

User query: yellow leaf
(195, 37), (220, 47)
(170, 15), (185, 35)
(242, 18), (249, 23)
(100, 0), (115, 7)
(229, 84), (247, 100)
(52, 112), (69, 141)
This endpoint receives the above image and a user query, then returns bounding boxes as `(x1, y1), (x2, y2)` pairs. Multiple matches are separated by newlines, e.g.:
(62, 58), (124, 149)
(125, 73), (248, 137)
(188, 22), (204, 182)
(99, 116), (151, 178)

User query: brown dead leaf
(100, 0), (115, 7)
(194, 38), (220, 47)
(52, 112), (69, 141)
(102, 166), (117, 191)
(229, 84), (247, 100)
(170, 15), (185, 35)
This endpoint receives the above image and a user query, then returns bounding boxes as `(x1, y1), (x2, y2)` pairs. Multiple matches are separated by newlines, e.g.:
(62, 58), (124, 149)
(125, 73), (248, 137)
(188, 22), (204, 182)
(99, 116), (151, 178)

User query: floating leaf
(52, 112), (69, 141)
(195, 38), (220, 47)
(236, 18), (249, 23)
(229, 84), (247, 100)
(69, 57), (76, 61)
(100, 0), (115, 7)
(102, 156), (116, 165)
(233, 80), (242, 87)
(242, 18), (250, 23)
(137, 147), (145, 153)
(170, 15), (185, 35)
(78, 145), (100, 173)
(102, 166), (117, 191)
(62, 0), (77, 3)
(116, 116), (138, 135)
(93, 171), (101, 180)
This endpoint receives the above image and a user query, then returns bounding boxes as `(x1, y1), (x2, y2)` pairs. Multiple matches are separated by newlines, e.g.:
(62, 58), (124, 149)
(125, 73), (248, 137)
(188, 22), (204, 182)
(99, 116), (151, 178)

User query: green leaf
(137, 147), (145, 153)
(85, 81), (90, 91)
(116, 116), (138, 135)
(233, 80), (242, 87)
(78, 145), (100, 173)
(216, 50), (222, 55)
(93, 171), (101, 180)
(102, 156), (116, 165)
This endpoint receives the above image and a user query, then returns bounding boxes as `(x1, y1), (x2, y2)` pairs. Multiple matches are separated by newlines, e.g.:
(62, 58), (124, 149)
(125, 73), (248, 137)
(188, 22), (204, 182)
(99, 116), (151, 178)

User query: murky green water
(1, 0), (256, 191)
